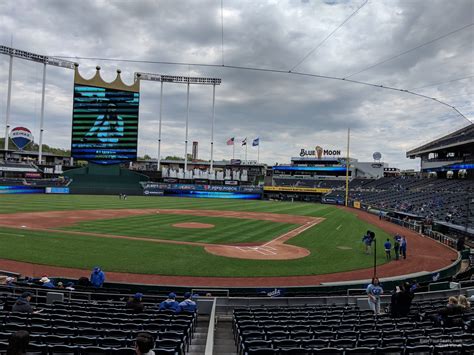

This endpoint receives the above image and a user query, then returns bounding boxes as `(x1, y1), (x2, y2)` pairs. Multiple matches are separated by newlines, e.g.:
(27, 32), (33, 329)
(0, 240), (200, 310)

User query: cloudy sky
(0, 0), (472, 169)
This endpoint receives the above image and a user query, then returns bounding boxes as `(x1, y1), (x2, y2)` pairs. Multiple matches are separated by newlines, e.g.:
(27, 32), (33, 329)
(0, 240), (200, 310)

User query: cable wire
(289, 0), (369, 72)
(50, 54), (472, 123)
(344, 22), (474, 79)
(409, 74), (474, 91)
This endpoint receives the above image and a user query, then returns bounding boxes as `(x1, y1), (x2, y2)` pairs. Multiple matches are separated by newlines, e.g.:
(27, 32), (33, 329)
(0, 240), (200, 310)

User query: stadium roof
(406, 123), (474, 157)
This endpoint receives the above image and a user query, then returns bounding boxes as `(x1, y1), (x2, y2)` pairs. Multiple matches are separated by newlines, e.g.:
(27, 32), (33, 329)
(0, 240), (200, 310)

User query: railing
(204, 297), (217, 355)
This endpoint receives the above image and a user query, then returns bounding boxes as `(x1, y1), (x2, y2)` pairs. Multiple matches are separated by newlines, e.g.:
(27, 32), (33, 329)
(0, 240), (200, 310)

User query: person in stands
(126, 293), (145, 313)
(134, 332), (155, 355)
(433, 296), (464, 325)
(366, 277), (383, 315)
(7, 330), (29, 355)
(390, 282), (414, 318)
(90, 267), (105, 288)
(178, 292), (198, 313)
(39, 276), (55, 289)
(458, 295), (471, 310)
(12, 292), (41, 314)
(159, 293), (181, 312)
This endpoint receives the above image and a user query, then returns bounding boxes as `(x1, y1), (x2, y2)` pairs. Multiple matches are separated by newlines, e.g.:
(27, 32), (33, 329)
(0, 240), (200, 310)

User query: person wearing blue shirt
(90, 267), (105, 288)
(384, 239), (392, 260)
(39, 276), (55, 289)
(159, 293), (181, 313)
(179, 292), (198, 313)
(367, 277), (383, 314)
(400, 237), (407, 259)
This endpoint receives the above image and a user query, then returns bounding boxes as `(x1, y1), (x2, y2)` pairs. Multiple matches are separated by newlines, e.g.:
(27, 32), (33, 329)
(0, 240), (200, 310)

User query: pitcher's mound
(172, 222), (215, 229)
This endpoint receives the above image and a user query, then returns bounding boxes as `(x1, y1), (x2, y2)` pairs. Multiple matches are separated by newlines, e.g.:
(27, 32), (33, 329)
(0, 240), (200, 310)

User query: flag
(252, 137), (260, 146)
(226, 137), (235, 145)
(242, 138), (247, 146)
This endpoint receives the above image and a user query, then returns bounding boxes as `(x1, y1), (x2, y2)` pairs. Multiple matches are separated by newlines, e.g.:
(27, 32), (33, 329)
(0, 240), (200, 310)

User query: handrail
(204, 297), (217, 355)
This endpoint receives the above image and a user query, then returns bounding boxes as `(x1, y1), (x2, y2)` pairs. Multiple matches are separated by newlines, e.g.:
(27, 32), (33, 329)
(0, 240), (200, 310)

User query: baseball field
(0, 195), (456, 285)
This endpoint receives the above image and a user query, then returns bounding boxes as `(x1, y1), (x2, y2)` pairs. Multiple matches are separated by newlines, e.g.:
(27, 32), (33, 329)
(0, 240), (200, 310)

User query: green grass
(60, 214), (298, 244)
(0, 195), (390, 277)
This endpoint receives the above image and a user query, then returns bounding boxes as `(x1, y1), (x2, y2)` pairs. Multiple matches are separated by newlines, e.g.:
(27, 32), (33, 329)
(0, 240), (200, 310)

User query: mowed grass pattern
(0, 195), (390, 277)
(0, 195), (336, 217)
(60, 214), (298, 244)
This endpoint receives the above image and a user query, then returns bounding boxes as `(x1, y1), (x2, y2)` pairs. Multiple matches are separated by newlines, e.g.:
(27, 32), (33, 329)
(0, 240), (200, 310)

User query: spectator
(458, 295), (471, 310)
(431, 297), (464, 325)
(56, 282), (64, 289)
(12, 292), (37, 314)
(135, 332), (155, 355)
(39, 276), (55, 289)
(400, 237), (407, 259)
(409, 280), (420, 293)
(393, 236), (400, 260)
(390, 282), (413, 318)
(65, 282), (75, 291)
(90, 267), (105, 288)
(178, 292), (198, 313)
(126, 293), (145, 313)
(384, 238), (392, 260)
(7, 330), (29, 355)
(159, 293), (181, 312)
(366, 277), (383, 315)
(77, 277), (91, 287)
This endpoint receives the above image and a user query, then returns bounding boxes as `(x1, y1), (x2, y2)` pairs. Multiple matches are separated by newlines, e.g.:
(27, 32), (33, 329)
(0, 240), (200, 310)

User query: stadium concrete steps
(213, 318), (237, 355)
(187, 315), (209, 355)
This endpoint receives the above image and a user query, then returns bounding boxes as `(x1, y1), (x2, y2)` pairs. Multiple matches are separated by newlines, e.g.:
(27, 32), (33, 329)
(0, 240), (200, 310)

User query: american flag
(226, 137), (235, 145)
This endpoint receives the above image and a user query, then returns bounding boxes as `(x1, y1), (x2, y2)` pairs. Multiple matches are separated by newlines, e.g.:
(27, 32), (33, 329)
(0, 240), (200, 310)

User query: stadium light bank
(0, 45), (76, 163)
(134, 72), (222, 173)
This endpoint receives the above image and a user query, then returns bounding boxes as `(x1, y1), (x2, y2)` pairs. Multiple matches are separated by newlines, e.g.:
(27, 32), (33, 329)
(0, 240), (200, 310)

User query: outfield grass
(0, 195), (390, 277)
(60, 214), (298, 244)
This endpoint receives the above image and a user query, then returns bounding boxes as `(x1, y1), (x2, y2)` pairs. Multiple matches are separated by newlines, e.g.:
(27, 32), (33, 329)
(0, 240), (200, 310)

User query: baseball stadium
(1, 2), (474, 354)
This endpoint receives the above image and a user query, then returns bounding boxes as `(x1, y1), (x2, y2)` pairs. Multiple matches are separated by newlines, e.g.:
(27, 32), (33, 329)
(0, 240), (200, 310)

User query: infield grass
(59, 214), (298, 244)
(0, 195), (391, 277)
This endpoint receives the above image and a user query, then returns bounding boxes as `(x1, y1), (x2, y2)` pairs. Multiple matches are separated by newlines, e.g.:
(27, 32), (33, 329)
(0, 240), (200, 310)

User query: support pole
(184, 81), (190, 173)
(210, 84), (216, 172)
(345, 127), (351, 207)
(4, 55), (13, 151)
(373, 236), (377, 277)
(38, 63), (47, 164)
(157, 81), (163, 171)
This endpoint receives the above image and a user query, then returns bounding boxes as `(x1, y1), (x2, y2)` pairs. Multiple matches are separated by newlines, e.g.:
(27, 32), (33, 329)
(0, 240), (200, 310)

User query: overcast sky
(0, 0), (473, 169)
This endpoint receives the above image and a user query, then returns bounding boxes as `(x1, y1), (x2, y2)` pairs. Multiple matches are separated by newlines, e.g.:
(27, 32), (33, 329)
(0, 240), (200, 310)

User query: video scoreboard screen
(71, 85), (139, 164)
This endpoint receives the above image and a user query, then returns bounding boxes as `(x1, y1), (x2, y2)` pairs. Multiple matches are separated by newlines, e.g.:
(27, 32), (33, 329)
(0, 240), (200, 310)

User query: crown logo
(74, 65), (140, 92)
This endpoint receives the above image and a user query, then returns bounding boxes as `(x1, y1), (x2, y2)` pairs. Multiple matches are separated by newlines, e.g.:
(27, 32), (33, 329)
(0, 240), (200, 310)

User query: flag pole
(232, 143), (235, 160)
(245, 142), (248, 162)
(257, 144), (260, 164)
(345, 127), (351, 207)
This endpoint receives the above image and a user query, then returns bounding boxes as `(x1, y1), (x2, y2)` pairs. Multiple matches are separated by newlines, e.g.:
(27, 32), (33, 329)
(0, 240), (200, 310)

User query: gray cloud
(0, 0), (472, 169)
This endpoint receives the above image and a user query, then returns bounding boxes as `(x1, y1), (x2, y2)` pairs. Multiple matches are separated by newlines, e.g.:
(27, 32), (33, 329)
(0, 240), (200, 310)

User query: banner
(263, 186), (331, 194)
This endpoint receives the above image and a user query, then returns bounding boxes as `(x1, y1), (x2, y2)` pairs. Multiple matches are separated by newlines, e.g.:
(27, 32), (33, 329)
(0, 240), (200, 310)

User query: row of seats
(233, 301), (474, 355)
